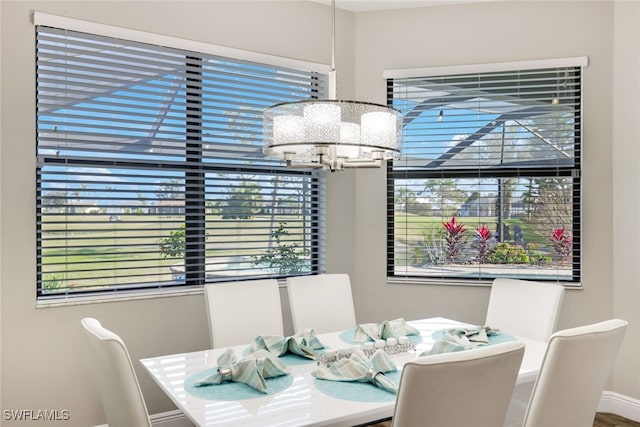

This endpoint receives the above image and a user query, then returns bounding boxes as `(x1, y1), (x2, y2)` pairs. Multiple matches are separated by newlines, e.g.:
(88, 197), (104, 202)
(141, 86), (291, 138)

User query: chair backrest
(286, 273), (357, 333)
(80, 317), (151, 427)
(392, 341), (525, 427)
(204, 279), (284, 348)
(522, 319), (628, 427)
(486, 278), (565, 342)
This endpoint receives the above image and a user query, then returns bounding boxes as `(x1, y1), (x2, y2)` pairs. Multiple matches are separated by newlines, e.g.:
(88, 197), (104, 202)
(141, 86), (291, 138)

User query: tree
(395, 187), (417, 212)
(43, 190), (68, 213)
(253, 222), (309, 274)
(464, 191), (480, 205)
(521, 178), (537, 220)
(496, 178), (516, 219)
(527, 177), (573, 236)
(422, 179), (467, 217)
(219, 180), (263, 219)
(156, 179), (183, 200)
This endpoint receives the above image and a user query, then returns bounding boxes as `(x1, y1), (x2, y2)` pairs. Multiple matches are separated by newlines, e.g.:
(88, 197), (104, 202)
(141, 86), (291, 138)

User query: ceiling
(307, 0), (496, 12)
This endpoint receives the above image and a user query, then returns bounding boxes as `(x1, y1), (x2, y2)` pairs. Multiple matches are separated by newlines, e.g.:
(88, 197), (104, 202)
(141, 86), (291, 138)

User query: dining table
(140, 317), (547, 427)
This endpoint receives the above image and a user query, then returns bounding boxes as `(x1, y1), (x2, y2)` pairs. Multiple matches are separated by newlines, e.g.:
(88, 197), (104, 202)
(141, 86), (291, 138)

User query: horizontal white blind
(388, 64), (581, 284)
(36, 26), (326, 297)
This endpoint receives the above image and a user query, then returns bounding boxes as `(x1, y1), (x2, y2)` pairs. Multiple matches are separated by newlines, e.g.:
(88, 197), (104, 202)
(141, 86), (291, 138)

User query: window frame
(34, 14), (329, 300)
(385, 58), (586, 286)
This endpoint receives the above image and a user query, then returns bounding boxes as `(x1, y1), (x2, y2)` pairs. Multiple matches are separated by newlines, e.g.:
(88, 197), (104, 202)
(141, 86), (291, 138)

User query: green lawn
(39, 214), (306, 290)
(394, 213), (550, 246)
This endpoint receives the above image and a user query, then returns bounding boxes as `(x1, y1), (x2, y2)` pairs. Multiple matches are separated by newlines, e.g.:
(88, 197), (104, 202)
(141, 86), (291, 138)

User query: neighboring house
(459, 196), (496, 217)
(459, 196), (525, 218)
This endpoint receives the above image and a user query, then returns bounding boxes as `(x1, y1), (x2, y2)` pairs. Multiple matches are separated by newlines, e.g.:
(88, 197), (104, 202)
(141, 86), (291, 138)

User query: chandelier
(263, 1), (402, 172)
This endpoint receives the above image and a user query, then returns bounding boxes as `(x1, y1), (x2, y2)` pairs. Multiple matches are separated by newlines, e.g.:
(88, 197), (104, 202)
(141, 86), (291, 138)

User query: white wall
(349, 0), (638, 401)
(0, 2), (355, 426)
(612, 0), (640, 400)
(1, 1), (638, 426)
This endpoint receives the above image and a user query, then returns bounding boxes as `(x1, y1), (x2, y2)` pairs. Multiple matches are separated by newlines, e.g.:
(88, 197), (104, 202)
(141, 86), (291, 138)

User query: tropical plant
(550, 226), (572, 262)
(421, 227), (445, 264)
(253, 222), (309, 274)
(410, 245), (425, 265)
(474, 224), (493, 263)
(442, 217), (466, 262)
(158, 225), (185, 258)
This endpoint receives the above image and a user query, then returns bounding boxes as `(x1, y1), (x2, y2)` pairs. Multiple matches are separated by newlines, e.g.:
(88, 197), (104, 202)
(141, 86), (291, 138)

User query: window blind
(36, 26), (326, 297)
(387, 64), (582, 284)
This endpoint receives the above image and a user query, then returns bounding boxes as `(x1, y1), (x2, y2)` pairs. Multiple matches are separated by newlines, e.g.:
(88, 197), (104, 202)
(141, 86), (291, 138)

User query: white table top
(140, 317), (547, 427)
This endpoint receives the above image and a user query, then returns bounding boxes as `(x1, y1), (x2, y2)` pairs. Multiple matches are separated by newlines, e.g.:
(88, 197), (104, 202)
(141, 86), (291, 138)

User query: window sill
(387, 277), (582, 289)
(36, 286), (204, 308)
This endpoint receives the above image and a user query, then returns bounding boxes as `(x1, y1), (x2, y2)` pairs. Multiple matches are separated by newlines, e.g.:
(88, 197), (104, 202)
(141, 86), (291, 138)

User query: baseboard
(597, 391), (640, 422)
(149, 391), (640, 427)
(150, 409), (195, 427)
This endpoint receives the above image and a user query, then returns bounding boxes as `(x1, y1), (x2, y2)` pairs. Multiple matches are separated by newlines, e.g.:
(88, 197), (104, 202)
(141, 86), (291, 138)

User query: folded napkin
(312, 348), (398, 394)
(425, 326), (501, 356)
(249, 328), (325, 360)
(353, 318), (420, 343)
(193, 348), (289, 393)
(441, 325), (501, 344)
(426, 333), (475, 355)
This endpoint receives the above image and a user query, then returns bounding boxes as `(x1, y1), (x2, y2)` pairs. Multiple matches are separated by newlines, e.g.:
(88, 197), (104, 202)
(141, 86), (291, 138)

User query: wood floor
(594, 412), (640, 427)
(365, 413), (640, 427)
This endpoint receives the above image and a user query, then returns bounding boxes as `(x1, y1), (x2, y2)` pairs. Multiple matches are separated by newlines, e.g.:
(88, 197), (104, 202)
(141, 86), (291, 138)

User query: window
(387, 60), (584, 285)
(36, 25), (326, 298)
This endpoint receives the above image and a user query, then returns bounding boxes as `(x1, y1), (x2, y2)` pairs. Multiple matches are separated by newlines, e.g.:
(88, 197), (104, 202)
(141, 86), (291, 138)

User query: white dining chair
(80, 317), (152, 427)
(522, 318), (628, 427)
(391, 341), (525, 427)
(486, 278), (565, 342)
(204, 279), (284, 348)
(286, 273), (357, 334)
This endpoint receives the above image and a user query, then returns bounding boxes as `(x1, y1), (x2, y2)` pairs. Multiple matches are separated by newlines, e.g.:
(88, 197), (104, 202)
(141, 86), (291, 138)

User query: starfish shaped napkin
(193, 348), (289, 393)
(249, 328), (325, 360)
(312, 348), (398, 393)
(353, 318), (421, 343)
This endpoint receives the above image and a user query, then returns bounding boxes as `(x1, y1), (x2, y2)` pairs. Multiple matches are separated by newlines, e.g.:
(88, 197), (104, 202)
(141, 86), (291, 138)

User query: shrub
(158, 225), (185, 258)
(488, 243), (530, 264)
(442, 217), (466, 262)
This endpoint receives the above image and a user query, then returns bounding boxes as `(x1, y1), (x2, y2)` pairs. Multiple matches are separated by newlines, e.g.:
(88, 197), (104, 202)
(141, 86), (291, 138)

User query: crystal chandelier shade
(262, 1), (402, 172)
(263, 100), (402, 171)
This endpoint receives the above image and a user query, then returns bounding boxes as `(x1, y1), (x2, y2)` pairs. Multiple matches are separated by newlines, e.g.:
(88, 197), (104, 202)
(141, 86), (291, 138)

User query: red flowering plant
(550, 227), (572, 263)
(474, 224), (493, 264)
(442, 217), (466, 262)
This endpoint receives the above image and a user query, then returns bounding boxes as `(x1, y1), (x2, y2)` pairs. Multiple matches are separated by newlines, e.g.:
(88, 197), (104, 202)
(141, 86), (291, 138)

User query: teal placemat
(339, 328), (423, 345)
(184, 369), (293, 400)
(314, 370), (401, 402)
(431, 329), (517, 345)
